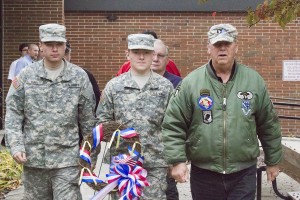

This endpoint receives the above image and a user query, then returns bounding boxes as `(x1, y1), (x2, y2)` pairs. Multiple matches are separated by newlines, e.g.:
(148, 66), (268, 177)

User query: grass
(0, 148), (23, 197)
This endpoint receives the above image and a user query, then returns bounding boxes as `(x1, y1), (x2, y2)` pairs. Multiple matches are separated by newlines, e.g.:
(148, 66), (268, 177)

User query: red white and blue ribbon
(107, 164), (150, 200)
(79, 167), (105, 186)
(108, 128), (138, 149)
(119, 128), (138, 139)
(90, 155), (149, 200)
(93, 124), (104, 149)
(81, 172), (104, 184)
(80, 147), (92, 165)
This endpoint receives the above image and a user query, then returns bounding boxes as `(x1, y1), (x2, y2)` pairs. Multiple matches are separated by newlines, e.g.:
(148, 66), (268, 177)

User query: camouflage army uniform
(5, 60), (97, 200)
(97, 71), (173, 199)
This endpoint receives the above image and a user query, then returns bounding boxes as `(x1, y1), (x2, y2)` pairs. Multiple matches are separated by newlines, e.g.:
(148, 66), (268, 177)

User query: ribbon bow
(107, 164), (150, 200)
(90, 154), (149, 200)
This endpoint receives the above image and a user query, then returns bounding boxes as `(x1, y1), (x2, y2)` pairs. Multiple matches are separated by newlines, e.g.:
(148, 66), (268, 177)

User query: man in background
(14, 43), (39, 77)
(151, 39), (182, 89)
(7, 43), (28, 81)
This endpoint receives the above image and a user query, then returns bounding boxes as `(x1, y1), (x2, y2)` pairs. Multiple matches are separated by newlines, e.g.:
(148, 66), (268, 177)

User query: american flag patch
(12, 78), (21, 89)
(112, 154), (137, 167)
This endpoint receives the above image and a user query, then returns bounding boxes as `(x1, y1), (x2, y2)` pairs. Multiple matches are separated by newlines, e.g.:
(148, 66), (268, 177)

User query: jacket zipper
(222, 87), (227, 174)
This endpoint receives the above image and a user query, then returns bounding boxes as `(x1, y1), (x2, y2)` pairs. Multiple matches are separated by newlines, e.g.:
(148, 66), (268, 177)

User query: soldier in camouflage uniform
(96, 34), (174, 199)
(5, 23), (97, 200)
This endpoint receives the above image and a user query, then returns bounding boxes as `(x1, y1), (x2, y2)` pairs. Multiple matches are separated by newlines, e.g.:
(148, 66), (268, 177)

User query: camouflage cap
(208, 24), (238, 44)
(39, 23), (67, 43)
(127, 34), (155, 50)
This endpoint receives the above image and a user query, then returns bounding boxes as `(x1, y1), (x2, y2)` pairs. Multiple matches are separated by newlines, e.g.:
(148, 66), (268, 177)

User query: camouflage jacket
(5, 59), (97, 168)
(96, 71), (173, 168)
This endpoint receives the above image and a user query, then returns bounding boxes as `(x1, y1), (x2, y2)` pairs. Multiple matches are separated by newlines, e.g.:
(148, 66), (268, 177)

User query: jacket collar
(207, 59), (237, 82)
(122, 70), (159, 90)
(35, 59), (73, 82)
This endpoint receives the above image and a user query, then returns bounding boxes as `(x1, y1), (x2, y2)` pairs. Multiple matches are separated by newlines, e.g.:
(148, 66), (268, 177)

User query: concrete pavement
(4, 167), (299, 200)
(4, 141), (300, 200)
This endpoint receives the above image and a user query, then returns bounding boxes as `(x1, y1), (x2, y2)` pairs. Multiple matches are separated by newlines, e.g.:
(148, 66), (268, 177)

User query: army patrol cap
(127, 34), (155, 50)
(208, 24), (238, 44)
(39, 23), (67, 43)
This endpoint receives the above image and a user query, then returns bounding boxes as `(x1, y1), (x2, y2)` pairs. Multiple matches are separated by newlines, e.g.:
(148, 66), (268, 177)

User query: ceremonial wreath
(78, 121), (149, 200)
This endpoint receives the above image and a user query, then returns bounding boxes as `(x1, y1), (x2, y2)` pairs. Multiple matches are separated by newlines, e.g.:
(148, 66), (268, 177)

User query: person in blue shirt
(14, 43), (39, 77)
(8, 43), (28, 81)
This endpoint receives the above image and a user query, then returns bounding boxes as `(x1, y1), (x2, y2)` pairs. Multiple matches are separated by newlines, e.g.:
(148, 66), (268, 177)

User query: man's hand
(13, 152), (27, 164)
(171, 162), (189, 183)
(266, 165), (280, 182)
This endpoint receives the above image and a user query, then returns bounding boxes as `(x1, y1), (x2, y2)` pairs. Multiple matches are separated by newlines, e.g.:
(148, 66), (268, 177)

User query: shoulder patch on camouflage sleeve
(12, 77), (21, 90)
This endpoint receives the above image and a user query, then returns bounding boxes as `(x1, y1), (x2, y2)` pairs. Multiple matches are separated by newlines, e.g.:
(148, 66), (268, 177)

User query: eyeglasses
(154, 53), (167, 59)
(22, 49), (28, 52)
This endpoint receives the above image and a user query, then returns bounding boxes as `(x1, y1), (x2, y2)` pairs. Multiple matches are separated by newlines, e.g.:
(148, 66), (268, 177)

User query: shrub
(0, 148), (22, 195)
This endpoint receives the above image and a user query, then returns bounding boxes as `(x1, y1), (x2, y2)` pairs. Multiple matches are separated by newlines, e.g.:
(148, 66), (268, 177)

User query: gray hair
(154, 39), (169, 56)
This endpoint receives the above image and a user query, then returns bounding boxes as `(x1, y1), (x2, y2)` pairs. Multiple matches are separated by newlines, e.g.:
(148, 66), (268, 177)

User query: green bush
(0, 148), (23, 194)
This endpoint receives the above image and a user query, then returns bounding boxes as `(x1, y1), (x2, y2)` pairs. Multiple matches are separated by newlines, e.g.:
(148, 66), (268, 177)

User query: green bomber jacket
(162, 61), (282, 174)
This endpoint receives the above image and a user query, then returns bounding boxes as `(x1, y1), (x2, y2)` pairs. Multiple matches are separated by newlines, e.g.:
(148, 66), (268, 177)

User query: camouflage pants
(110, 167), (167, 200)
(143, 167), (167, 199)
(22, 166), (82, 200)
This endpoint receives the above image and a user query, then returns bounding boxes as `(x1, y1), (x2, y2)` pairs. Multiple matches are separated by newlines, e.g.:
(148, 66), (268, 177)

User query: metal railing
(257, 166), (292, 200)
(257, 96), (299, 200)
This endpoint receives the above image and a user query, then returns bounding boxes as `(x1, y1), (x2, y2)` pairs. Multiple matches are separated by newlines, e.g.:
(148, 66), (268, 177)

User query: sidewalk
(4, 143), (300, 200)
(4, 169), (299, 200)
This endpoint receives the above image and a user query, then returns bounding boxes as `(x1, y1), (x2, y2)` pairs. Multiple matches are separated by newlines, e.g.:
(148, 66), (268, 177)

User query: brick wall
(1, 3), (299, 136)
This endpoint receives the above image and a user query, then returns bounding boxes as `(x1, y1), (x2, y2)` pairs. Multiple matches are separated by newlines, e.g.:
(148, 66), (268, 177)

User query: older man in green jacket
(162, 23), (282, 200)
